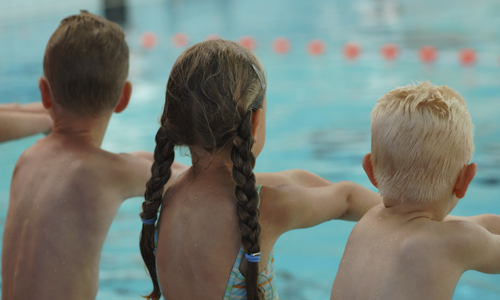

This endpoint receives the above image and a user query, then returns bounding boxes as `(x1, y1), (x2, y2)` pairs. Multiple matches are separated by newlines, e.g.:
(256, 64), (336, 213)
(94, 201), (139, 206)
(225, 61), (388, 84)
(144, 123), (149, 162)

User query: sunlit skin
(331, 154), (500, 300)
(0, 102), (53, 143)
(1, 78), (187, 300)
(155, 97), (383, 299)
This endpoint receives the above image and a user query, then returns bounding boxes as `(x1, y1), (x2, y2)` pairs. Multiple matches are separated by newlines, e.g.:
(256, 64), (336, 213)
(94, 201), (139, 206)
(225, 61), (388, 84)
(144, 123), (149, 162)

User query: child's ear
(363, 153), (378, 188)
(454, 163), (476, 199)
(39, 77), (52, 109)
(251, 108), (263, 143)
(114, 81), (132, 113)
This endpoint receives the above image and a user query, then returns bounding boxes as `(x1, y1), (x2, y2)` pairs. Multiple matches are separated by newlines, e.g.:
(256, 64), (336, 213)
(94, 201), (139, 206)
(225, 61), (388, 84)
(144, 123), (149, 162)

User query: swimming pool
(1, 0), (500, 298)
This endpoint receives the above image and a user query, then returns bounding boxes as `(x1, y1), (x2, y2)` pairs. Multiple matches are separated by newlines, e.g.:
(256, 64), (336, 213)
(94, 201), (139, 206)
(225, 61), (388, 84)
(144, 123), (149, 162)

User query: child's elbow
(335, 181), (358, 220)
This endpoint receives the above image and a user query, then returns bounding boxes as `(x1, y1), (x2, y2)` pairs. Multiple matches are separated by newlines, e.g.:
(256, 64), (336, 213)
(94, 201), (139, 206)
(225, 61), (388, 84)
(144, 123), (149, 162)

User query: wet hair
(371, 81), (474, 203)
(139, 39), (266, 300)
(43, 10), (129, 117)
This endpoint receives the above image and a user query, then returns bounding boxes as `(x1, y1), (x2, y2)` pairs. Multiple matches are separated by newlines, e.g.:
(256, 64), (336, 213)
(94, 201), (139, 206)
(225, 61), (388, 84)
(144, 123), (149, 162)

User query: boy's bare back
(331, 82), (500, 300)
(2, 133), (152, 299)
(0, 11), (188, 300)
(332, 204), (500, 300)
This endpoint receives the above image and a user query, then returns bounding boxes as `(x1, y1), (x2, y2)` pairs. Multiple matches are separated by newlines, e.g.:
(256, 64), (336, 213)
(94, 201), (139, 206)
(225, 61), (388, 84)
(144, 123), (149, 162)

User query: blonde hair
(371, 81), (474, 203)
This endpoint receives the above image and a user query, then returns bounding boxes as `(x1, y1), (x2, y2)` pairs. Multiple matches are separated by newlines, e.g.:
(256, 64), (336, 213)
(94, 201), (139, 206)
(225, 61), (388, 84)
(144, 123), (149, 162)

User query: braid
(230, 110), (263, 300)
(140, 126), (175, 300)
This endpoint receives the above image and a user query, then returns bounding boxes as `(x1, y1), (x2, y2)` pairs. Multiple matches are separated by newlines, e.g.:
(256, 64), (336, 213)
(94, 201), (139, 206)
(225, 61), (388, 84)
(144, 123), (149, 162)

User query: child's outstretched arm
(115, 152), (154, 199)
(261, 181), (382, 234)
(123, 151), (189, 198)
(444, 217), (500, 274)
(131, 151), (154, 162)
(256, 169), (333, 188)
(0, 109), (52, 143)
(131, 151), (189, 180)
(0, 102), (48, 113)
(445, 214), (500, 235)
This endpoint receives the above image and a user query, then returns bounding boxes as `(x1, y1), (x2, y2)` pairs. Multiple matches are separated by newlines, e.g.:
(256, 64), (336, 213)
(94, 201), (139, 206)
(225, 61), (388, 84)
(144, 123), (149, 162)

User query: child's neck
(383, 194), (457, 222)
(190, 147), (234, 176)
(50, 113), (112, 148)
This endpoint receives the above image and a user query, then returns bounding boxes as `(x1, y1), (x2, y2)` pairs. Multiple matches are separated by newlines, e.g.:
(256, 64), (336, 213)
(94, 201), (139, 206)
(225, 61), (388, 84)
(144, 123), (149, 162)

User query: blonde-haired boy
(331, 82), (500, 300)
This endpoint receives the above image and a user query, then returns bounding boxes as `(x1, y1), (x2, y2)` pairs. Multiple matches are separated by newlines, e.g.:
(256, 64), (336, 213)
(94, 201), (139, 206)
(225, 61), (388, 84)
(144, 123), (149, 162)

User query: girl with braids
(139, 39), (382, 300)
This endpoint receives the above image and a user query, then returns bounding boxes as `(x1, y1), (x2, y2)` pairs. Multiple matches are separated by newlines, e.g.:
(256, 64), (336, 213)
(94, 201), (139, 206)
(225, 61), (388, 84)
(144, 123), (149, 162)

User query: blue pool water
(1, 0), (500, 299)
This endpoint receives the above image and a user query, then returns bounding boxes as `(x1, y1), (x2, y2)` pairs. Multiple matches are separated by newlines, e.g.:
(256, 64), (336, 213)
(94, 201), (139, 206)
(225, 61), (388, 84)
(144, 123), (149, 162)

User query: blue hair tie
(141, 215), (157, 225)
(245, 252), (261, 263)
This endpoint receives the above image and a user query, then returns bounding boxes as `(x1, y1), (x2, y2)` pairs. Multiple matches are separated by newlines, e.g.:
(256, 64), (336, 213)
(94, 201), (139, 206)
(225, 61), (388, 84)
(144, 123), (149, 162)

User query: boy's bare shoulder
(98, 150), (150, 174)
(90, 149), (152, 199)
(405, 218), (500, 273)
(15, 141), (151, 200)
(404, 218), (483, 246)
(440, 218), (500, 267)
(439, 218), (490, 247)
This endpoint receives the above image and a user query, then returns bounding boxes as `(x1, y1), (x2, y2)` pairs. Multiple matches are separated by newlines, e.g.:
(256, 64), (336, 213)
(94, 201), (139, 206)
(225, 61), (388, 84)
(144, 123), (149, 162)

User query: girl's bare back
(157, 166), (280, 299)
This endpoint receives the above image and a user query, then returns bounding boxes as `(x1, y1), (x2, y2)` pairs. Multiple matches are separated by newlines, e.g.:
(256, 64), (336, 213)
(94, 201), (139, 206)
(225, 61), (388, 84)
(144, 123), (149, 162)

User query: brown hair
(139, 39), (266, 300)
(43, 10), (129, 117)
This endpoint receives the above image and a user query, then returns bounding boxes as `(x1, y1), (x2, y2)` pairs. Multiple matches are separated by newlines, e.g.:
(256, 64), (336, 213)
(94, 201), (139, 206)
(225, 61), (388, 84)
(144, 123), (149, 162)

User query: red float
(307, 40), (325, 56)
(343, 42), (361, 60)
(140, 32), (158, 49)
(172, 33), (189, 48)
(459, 48), (477, 66)
(419, 45), (438, 64)
(381, 43), (399, 60)
(272, 38), (290, 54)
(239, 36), (256, 51)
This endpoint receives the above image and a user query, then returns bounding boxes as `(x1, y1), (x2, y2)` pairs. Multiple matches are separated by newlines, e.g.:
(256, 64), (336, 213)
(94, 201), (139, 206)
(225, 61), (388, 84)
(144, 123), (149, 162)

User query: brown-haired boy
(1, 11), (185, 299)
(331, 82), (500, 300)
